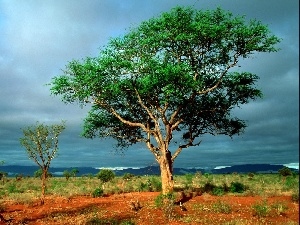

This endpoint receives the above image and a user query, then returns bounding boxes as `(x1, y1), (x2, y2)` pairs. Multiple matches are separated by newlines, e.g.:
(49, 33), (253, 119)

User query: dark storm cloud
(0, 0), (298, 169)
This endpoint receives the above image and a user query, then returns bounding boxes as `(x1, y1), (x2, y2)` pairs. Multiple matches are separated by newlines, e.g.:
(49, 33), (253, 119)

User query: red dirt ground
(0, 192), (298, 225)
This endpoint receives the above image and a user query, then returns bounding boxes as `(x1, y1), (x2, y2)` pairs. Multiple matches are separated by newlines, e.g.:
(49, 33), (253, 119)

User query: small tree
(50, 7), (280, 194)
(278, 167), (292, 177)
(63, 170), (72, 181)
(71, 168), (79, 177)
(20, 121), (65, 204)
(0, 161), (7, 184)
(96, 169), (115, 183)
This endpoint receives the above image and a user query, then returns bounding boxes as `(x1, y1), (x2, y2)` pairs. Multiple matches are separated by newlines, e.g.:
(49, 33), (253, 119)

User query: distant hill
(0, 164), (298, 177)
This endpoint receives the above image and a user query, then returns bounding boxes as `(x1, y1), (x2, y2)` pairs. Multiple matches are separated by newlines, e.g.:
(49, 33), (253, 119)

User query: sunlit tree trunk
(158, 149), (174, 194)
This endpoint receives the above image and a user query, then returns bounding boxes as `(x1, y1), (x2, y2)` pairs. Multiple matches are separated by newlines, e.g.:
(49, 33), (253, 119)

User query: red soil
(0, 192), (298, 225)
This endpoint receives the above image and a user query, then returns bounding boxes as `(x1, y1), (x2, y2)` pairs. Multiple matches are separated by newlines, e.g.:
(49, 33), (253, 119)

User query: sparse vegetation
(0, 173), (298, 224)
(154, 192), (176, 220)
(211, 199), (232, 214)
(85, 217), (135, 225)
(0, 173), (298, 199)
(252, 199), (271, 217)
(271, 201), (288, 216)
(122, 173), (135, 181)
(291, 190), (299, 202)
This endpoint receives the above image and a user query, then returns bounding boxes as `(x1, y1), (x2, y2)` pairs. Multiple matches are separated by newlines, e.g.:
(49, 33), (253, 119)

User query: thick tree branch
(94, 98), (148, 132)
(172, 140), (202, 162)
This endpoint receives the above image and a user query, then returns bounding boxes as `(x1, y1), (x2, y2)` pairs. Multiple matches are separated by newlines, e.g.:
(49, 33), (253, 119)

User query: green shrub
(230, 181), (247, 193)
(252, 200), (271, 217)
(8, 183), (20, 194)
(248, 172), (255, 180)
(212, 187), (225, 196)
(154, 192), (175, 208)
(120, 221), (135, 225)
(291, 190), (299, 202)
(203, 173), (210, 179)
(154, 192), (175, 220)
(184, 173), (194, 188)
(122, 173), (135, 180)
(96, 169), (115, 183)
(271, 201), (288, 216)
(278, 167), (292, 177)
(203, 181), (216, 193)
(92, 187), (104, 198)
(149, 177), (162, 191)
(138, 180), (152, 192)
(284, 176), (298, 189)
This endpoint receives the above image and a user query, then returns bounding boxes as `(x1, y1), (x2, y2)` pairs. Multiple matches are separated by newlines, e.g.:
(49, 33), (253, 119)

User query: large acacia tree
(50, 7), (280, 194)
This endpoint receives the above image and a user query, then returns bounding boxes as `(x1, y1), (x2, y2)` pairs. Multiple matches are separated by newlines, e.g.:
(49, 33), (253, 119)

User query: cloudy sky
(0, 0), (298, 170)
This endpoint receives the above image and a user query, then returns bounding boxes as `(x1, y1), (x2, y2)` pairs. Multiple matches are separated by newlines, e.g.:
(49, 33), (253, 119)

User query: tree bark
(41, 169), (47, 205)
(159, 150), (174, 194)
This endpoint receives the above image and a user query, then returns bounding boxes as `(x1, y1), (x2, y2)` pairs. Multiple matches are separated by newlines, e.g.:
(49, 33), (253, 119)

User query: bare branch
(198, 53), (240, 95)
(172, 140), (202, 162)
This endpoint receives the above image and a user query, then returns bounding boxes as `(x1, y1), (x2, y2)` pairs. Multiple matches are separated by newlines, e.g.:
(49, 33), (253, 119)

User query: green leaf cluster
(49, 6), (280, 150)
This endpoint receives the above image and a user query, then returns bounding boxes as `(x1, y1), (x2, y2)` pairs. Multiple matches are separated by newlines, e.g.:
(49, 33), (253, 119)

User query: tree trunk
(41, 169), (47, 205)
(159, 150), (174, 194)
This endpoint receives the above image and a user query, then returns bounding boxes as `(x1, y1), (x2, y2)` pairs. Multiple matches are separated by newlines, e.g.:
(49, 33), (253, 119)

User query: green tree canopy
(49, 7), (280, 194)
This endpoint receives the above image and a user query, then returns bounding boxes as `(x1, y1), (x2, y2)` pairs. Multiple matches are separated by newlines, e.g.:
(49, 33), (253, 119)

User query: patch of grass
(212, 186), (225, 196)
(211, 200), (232, 214)
(85, 217), (135, 225)
(149, 177), (162, 191)
(7, 192), (38, 205)
(192, 203), (210, 212)
(271, 201), (288, 216)
(7, 183), (20, 194)
(291, 190), (299, 202)
(252, 199), (271, 217)
(0, 201), (6, 213)
(221, 219), (249, 225)
(183, 173), (194, 189)
(284, 176), (298, 190)
(154, 192), (176, 220)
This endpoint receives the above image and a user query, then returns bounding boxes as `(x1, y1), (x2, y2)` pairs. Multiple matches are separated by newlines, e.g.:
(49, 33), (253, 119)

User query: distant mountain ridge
(0, 164), (298, 177)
